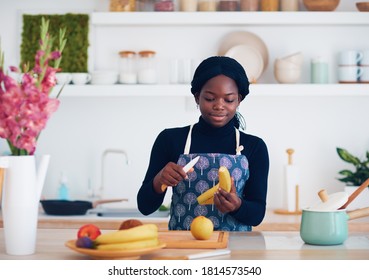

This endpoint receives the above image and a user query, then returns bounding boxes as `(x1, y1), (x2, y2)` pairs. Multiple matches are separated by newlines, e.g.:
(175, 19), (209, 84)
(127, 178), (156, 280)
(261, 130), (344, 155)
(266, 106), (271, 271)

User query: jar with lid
(240, 0), (259, 11)
(219, 0), (240, 11)
(154, 0), (175, 11)
(198, 0), (218, 11)
(119, 51), (137, 84)
(281, 0), (298, 11)
(109, 0), (135, 11)
(137, 50), (157, 84)
(261, 0), (279, 11)
(137, 0), (155, 11)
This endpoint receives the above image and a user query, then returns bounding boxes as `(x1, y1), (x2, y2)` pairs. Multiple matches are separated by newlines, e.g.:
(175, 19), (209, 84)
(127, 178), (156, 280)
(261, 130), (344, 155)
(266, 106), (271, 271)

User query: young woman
(137, 56), (269, 231)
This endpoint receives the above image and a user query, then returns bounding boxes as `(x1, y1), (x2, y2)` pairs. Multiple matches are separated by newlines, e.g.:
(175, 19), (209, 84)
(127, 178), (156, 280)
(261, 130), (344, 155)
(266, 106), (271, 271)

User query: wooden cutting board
(158, 230), (229, 249)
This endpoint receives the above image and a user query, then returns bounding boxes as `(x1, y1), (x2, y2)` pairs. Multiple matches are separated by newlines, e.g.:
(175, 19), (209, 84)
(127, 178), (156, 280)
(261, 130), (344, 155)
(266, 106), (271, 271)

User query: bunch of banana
(197, 166), (231, 205)
(94, 224), (159, 251)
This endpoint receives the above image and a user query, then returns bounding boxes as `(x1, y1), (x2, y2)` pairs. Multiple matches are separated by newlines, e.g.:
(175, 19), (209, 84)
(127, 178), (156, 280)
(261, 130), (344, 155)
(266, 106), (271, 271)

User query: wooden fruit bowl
(356, 2), (369, 12)
(303, 0), (340, 11)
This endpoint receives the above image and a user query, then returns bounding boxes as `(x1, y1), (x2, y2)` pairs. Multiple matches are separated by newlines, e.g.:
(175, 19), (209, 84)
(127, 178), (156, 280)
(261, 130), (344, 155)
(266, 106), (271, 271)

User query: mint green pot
(300, 209), (348, 245)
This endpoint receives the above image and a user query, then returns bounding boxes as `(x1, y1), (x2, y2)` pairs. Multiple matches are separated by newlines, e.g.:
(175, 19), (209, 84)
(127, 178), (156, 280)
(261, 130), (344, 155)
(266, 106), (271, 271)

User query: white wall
(0, 0), (368, 211)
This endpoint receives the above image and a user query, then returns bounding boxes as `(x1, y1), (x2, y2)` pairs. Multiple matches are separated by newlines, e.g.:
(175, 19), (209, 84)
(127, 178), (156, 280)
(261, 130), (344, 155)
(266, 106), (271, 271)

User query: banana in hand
(197, 166), (231, 205)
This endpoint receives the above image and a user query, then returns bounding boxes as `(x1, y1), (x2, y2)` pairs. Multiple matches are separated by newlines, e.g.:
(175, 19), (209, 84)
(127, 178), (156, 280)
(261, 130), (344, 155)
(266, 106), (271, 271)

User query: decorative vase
(344, 186), (369, 211)
(0, 155), (50, 255)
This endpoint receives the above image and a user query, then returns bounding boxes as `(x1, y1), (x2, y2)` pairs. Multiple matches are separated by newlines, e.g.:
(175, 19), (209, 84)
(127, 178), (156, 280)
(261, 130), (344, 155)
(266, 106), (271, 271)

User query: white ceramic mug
(72, 73), (92, 85)
(360, 50), (369, 66)
(360, 66), (369, 82)
(338, 66), (363, 83)
(55, 73), (72, 85)
(338, 50), (363, 66)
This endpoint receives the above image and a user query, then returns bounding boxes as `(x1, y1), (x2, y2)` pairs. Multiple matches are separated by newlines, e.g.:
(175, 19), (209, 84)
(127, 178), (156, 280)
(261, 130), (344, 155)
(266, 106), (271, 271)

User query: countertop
(2, 208), (368, 232)
(1, 229), (368, 260)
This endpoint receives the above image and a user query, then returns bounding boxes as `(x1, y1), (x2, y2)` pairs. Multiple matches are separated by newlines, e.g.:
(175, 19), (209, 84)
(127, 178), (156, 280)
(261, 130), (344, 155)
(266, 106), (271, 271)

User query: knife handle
(161, 184), (169, 191)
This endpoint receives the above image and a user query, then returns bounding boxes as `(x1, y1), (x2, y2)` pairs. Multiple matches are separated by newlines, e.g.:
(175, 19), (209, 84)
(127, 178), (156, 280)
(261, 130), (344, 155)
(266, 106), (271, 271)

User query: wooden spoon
(339, 177), (369, 210)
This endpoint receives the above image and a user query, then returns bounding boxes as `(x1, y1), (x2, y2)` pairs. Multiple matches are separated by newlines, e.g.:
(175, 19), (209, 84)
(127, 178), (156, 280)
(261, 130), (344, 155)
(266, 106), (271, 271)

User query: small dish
(356, 2), (369, 11)
(65, 240), (166, 260)
(225, 44), (264, 83)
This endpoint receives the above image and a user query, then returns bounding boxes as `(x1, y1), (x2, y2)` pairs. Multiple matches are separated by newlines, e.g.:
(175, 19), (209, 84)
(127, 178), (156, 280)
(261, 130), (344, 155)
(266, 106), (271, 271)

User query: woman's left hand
(214, 178), (242, 213)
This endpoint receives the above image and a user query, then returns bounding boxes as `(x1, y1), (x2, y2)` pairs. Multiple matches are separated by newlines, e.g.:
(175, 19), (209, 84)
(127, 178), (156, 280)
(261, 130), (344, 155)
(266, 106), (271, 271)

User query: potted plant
(336, 147), (369, 210)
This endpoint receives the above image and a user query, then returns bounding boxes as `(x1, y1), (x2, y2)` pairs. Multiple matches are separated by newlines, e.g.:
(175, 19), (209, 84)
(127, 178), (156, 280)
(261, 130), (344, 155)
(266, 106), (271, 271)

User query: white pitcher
(0, 155), (49, 255)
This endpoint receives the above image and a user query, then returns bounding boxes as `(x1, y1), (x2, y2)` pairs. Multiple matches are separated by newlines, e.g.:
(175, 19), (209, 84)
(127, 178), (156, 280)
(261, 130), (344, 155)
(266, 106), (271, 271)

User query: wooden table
(1, 229), (368, 260)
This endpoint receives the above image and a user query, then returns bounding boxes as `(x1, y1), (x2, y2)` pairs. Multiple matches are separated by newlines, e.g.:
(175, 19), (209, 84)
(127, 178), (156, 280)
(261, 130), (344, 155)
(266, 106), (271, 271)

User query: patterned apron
(168, 125), (251, 231)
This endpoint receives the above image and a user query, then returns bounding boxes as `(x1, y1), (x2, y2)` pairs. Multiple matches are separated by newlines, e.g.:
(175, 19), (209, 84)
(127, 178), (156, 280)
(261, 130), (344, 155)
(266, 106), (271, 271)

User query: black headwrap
(191, 56), (250, 100)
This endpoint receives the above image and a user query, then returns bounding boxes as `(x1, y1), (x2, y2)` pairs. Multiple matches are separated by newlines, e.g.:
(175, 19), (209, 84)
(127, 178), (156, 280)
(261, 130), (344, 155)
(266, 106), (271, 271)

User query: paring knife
(161, 156), (200, 191)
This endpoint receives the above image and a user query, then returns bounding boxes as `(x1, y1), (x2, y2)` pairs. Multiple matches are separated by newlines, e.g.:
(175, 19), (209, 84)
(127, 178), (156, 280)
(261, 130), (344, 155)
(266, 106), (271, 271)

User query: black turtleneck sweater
(137, 117), (269, 227)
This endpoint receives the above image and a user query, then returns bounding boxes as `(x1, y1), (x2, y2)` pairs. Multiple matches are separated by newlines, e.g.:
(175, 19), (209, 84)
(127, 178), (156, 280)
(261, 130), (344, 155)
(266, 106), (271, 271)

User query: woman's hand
(153, 162), (188, 193)
(214, 178), (242, 213)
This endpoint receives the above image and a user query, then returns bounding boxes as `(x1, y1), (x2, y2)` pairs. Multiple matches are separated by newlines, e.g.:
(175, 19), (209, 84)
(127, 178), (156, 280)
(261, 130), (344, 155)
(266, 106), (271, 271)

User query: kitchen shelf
(91, 12), (369, 26)
(51, 84), (369, 98)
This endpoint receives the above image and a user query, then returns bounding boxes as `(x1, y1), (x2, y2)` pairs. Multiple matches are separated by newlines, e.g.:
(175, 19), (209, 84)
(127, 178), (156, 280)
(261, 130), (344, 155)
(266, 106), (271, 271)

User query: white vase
(344, 186), (369, 211)
(0, 155), (49, 255)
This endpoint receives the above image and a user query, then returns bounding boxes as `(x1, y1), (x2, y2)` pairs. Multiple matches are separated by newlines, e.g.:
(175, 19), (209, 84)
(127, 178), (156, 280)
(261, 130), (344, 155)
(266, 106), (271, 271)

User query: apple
(190, 216), (214, 240)
(77, 224), (101, 240)
(119, 219), (143, 230)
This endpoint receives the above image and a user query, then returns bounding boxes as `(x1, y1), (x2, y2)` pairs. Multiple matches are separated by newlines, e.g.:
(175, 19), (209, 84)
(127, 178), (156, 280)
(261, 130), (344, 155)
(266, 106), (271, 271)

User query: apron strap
(184, 124), (244, 155)
(235, 128), (244, 155)
(183, 125), (193, 155)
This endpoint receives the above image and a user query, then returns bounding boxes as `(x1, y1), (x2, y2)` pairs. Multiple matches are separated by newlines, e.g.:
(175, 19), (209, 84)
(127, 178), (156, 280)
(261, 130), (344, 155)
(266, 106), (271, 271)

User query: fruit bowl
(303, 0), (340, 11)
(356, 2), (369, 11)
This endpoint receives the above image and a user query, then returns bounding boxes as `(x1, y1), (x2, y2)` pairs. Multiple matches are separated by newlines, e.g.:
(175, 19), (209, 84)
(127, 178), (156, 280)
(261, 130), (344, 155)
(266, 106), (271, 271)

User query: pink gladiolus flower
(0, 17), (65, 155)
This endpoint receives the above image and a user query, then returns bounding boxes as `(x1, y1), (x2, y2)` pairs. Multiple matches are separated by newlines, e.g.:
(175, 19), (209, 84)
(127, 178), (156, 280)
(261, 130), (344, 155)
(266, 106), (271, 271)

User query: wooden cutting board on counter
(158, 230), (229, 249)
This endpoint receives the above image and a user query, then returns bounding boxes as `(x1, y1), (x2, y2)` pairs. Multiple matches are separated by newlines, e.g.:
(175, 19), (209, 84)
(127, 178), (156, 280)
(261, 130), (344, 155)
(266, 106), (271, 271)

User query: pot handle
(347, 206), (369, 220)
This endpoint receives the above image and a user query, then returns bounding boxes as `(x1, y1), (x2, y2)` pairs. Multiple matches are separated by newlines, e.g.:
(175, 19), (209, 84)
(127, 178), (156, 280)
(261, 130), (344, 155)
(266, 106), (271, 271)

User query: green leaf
(336, 147), (361, 165)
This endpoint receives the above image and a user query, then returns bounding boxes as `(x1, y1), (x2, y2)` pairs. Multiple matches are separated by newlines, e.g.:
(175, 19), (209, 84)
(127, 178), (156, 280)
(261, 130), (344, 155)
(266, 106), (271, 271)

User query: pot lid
(308, 191), (349, 211)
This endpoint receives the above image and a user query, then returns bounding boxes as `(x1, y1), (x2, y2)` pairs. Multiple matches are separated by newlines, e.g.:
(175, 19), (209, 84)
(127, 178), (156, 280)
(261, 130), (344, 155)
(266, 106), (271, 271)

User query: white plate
(218, 31), (269, 72)
(225, 44), (264, 83)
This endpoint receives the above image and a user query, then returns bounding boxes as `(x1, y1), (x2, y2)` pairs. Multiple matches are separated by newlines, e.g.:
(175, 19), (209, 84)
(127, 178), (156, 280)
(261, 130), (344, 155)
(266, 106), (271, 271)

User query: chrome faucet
(89, 148), (129, 199)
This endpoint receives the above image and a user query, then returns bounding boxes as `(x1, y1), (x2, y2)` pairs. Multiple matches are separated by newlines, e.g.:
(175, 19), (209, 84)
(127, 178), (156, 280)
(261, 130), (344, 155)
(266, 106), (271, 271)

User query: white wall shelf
(52, 84), (369, 98)
(91, 12), (369, 26)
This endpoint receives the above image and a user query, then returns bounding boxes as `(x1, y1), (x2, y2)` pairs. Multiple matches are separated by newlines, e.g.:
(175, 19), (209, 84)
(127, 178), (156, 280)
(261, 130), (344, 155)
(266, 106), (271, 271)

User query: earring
(196, 104), (199, 109)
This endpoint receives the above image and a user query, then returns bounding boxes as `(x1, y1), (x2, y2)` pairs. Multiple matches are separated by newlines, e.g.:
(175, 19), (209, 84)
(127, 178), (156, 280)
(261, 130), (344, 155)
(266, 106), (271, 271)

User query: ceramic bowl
(303, 0), (340, 11)
(274, 59), (302, 83)
(280, 52), (304, 66)
(91, 71), (118, 85)
(356, 2), (369, 11)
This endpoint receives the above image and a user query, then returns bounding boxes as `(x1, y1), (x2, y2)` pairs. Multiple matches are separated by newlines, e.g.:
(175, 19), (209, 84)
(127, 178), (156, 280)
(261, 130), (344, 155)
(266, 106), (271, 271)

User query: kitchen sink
(88, 207), (170, 218)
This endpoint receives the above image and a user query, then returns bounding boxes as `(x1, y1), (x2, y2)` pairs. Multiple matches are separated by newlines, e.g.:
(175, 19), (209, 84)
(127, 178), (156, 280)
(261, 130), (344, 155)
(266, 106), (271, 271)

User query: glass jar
(261, 0), (279, 11)
(198, 0), (218, 11)
(280, 0), (298, 11)
(109, 0), (136, 11)
(179, 0), (198, 11)
(119, 51), (137, 84)
(137, 0), (155, 11)
(137, 50), (157, 84)
(154, 0), (175, 11)
(240, 0), (259, 11)
(219, 0), (240, 11)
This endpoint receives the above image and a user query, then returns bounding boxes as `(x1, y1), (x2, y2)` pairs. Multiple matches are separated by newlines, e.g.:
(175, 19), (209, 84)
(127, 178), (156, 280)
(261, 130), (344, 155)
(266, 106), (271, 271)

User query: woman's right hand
(153, 162), (188, 193)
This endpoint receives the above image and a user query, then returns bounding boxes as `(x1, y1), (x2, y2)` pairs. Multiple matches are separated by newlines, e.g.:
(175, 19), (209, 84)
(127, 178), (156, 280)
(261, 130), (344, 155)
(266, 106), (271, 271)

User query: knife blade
(161, 156), (200, 191)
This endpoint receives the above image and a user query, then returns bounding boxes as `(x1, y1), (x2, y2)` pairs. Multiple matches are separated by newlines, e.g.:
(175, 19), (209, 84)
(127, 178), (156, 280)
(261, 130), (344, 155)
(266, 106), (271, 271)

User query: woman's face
(196, 75), (241, 128)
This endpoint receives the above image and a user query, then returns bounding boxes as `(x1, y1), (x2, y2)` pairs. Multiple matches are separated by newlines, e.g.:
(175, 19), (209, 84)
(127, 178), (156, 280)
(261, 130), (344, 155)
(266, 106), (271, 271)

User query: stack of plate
(218, 31), (269, 83)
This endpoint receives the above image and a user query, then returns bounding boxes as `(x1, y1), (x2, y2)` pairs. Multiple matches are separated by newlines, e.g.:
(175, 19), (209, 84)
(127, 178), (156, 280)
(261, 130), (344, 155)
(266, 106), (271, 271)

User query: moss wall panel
(21, 14), (89, 72)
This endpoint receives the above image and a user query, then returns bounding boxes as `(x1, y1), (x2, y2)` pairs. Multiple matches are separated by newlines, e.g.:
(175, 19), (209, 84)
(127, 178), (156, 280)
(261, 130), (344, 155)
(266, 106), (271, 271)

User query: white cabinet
(53, 11), (369, 97)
